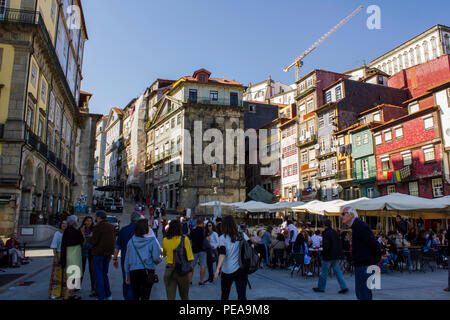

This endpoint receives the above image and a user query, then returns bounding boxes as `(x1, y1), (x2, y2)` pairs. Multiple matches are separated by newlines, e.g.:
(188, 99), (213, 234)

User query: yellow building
(0, 0), (88, 236)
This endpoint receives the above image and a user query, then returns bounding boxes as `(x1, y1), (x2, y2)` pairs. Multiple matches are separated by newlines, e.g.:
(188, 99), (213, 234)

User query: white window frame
(423, 146), (435, 162)
(401, 151), (412, 166)
(432, 178), (444, 198)
(409, 181), (419, 197)
(423, 116), (434, 130)
(387, 185), (396, 195)
(381, 157), (390, 171)
(374, 134), (382, 145)
(384, 130), (392, 143)
(395, 126), (404, 139)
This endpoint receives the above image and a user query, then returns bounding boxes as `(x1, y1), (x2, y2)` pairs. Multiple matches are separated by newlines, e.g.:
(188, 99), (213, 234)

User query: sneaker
(444, 288), (450, 292)
(338, 288), (349, 294)
(50, 296), (57, 300)
(288, 266), (294, 270)
(207, 279), (214, 284)
(294, 267), (300, 271)
(199, 281), (206, 286)
(307, 272), (313, 276)
(312, 288), (324, 292)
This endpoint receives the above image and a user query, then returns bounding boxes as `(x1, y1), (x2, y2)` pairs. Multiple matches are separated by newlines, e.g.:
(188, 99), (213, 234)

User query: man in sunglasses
(341, 206), (381, 300)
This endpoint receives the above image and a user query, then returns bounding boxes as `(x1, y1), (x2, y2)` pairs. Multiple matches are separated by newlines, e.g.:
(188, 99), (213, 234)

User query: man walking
(189, 219), (207, 286)
(445, 226), (450, 292)
(313, 219), (348, 294)
(341, 206), (381, 300)
(89, 211), (116, 300)
(152, 217), (159, 238)
(113, 211), (143, 300)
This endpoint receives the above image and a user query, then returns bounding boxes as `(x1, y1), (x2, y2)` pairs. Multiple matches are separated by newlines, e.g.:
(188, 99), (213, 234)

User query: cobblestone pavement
(1, 202), (449, 300)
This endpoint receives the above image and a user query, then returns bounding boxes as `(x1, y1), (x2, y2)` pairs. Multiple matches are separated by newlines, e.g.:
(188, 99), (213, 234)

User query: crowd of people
(45, 199), (449, 301)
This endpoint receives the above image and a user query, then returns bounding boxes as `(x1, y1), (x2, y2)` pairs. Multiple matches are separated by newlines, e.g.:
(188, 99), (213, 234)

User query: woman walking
(61, 215), (84, 300)
(80, 216), (96, 296)
(214, 215), (250, 301)
(162, 219), (194, 300)
(205, 221), (219, 283)
(124, 219), (162, 300)
(49, 220), (68, 300)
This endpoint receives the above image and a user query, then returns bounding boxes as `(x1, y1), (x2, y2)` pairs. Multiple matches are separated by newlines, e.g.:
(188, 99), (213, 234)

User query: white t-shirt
(208, 231), (219, 249)
(218, 233), (249, 274)
(50, 231), (63, 253)
(287, 224), (298, 243)
(311, 235), (323, 248)
(152, 219), (159, 229)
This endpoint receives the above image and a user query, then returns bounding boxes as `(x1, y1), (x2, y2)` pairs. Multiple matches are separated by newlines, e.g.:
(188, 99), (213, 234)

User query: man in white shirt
(311, 230), (323, 248)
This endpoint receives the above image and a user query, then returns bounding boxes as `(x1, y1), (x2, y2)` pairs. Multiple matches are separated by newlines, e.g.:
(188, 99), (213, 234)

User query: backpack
(237, 232), (259, 274)
(172, 236), (193, 276)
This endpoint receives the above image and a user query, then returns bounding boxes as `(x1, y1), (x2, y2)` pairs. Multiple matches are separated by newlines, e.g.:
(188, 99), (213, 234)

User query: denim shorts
(193, 251), (207, 267)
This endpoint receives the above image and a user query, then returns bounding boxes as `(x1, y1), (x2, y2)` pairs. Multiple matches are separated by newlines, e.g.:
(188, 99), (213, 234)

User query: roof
(112, 108), (125, 115)
(322, 78), (345, 92)
(193, 68), (211, 77)
(179, 76), (243, 86)
(79, 90), (93, 96)
(426, 78), (450, 92)
(359, 104), (404, 116)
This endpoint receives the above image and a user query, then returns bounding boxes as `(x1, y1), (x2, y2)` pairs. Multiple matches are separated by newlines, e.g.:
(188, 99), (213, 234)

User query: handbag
(208, 248), (218, 263)
(132, 239), (158, 285)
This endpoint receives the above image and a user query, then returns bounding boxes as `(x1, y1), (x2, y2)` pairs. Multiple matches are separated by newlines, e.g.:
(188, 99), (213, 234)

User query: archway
(20, 157), (35, 225)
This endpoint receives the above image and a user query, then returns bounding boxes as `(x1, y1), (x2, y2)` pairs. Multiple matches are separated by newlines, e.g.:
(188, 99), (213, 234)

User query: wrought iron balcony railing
(186, 97), (243, 107)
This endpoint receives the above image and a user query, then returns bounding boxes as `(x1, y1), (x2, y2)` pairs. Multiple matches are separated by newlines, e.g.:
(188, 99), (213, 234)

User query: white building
(370, 24), (450, 76)
(243, 75), (293, 102)
(104, 108), (124, 188)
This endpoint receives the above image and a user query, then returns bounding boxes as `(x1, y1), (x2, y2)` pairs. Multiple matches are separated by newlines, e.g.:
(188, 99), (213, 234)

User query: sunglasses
(341, 212), (348, 216)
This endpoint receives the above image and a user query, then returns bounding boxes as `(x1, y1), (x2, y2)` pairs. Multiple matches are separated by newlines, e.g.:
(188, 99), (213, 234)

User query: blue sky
(80, 0), (450, 115)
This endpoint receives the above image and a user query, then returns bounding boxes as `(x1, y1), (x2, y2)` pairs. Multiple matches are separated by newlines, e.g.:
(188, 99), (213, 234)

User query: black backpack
(173, 236), (193, 276)
(237, 232), (259, 274)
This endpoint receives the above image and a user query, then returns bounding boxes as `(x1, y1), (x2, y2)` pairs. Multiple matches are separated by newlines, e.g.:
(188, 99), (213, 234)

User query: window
(210, 90), (218, 101)
(38, 120), (43, 138)
(384, 130), (392, 143)
(331, 158), (337, 172)
(415, 45), (422, 64)
(432, 178), (444, 198)
(367, 188), (374, 199)
(301, 151), (308, 164)
(176, 136), (181, 151)
(424, 116), (433, 130)
(230, 92), (238, 106)
(249, 104), (256, 113)
(329, 110), (335, 124)
(398, 54), (403, 70)
(335, 85), (342, 100)
(403, 52), (409, 68)
(356, 135), (361, 146)
(409, 102), (419, 114)
(26, 104), (34, 128)
(171, 118), (175, 129)
(373, 112), (381, 122)
(431, 37), (438, 59)
(423, 146), (435, 162)
(393, 57), (398, 73)
(395, 126), (403, 139)
(298, 104), (306, 118)
(363, 133), (369, 144)
(308, 120), (315, 134)
(387, 185), (396, 195)
(31, 63), (37, 87)
(375, 134), (382, 145)
(318, 114), (325, 128)
(177, 114), (182, 125)
(381, 158), (390, 171)
(309, 149), (316, 162)
(51, 0), (56, 21)
(41, 79), (47, 102)
(423, 41), (430, 61)
(320, 163), (326, 175)
(410, 48), (415, 66)
(338, 136), (344, 146)
(198, 74), (207, 82)
(402, 151), (412, 166)
(306, 99), (314, 113)
(188, 89), (197, 103)
(409, 182), (419, 197)
(325, 91), (332, 104)
(303, 177), (309, 189)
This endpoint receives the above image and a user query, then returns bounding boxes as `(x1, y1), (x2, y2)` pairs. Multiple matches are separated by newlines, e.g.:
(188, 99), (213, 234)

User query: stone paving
(0, 202), (449, 300)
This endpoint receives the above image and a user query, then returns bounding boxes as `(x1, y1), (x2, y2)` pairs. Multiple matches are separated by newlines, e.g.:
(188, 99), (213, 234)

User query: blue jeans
(93, 256), (112, 300)
(318, 260), (348, 291)
(264, 244), (269, 265)
(121, 258), (133, 300)
(354, 266), (373, 300)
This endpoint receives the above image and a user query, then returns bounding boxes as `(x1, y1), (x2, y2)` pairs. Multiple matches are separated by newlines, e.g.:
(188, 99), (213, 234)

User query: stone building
(93, 115), (108, 195)
(145, 69), (246, 215)
(0, 0), (88, 236)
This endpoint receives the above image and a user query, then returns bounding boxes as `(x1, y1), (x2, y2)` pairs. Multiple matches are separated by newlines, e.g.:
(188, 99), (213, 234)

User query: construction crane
(284, 5), (364, 81)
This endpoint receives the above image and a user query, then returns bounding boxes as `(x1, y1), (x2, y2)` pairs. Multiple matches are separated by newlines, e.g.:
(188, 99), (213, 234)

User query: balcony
(353, 167), (377, 182)
(335, 169), (355, 182)
(318, 169), (337, 180)
(186, 97), (243, 107)
(37, 141), (48, 158)
(62, 164), (67, 175)
(317, 147), (337, 159)
(56, 158), (62, 171)
(25, 129), (39, 150)
(48, 151), (56, 164)
(297, 132), (318, 148)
